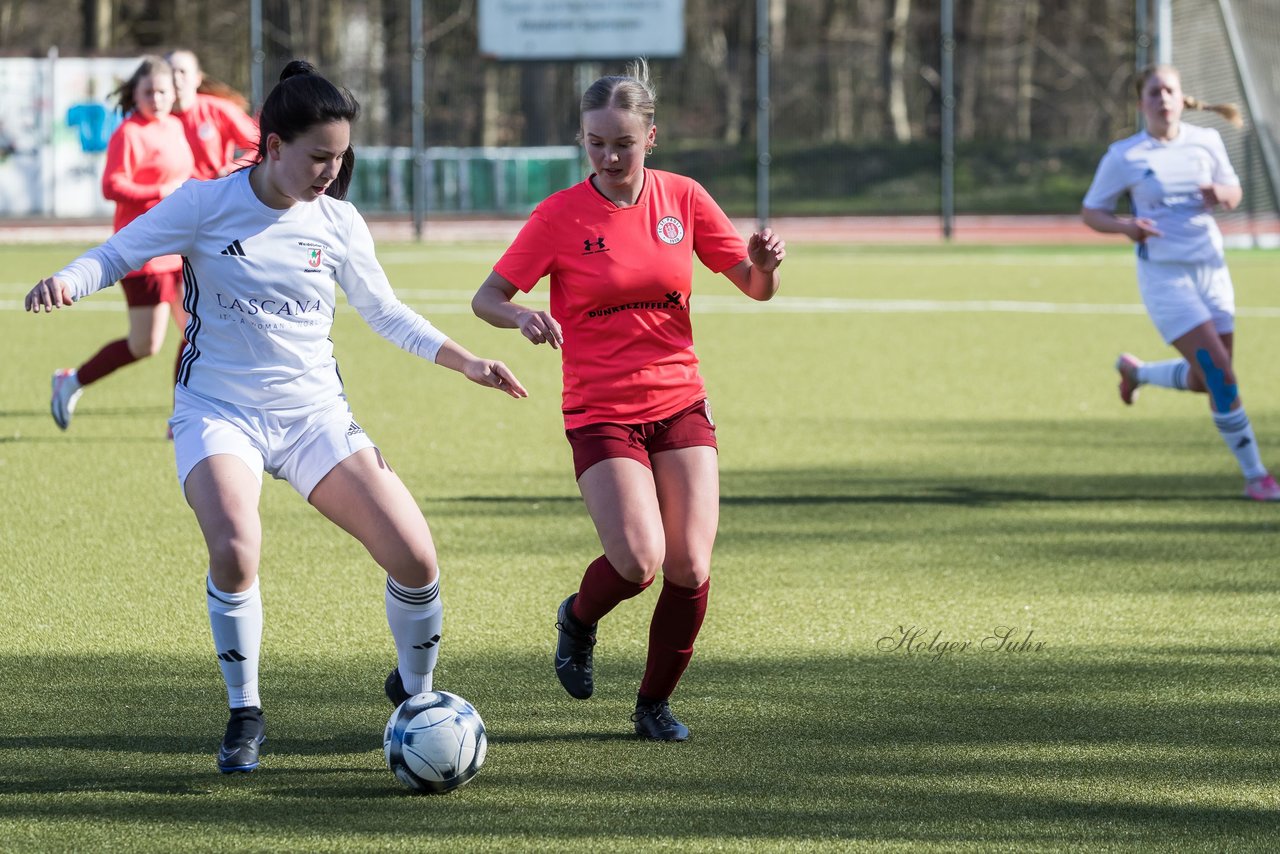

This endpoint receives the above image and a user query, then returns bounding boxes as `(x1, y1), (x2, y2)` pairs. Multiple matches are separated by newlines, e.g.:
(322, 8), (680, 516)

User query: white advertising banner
(0, 55), (139, 218)
(478, 0), (685, 60)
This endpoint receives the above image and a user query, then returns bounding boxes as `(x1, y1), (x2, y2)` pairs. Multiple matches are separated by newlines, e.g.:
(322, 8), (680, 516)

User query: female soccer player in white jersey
(1082, 64), (1279, 501)
(25, 61), (527, 773)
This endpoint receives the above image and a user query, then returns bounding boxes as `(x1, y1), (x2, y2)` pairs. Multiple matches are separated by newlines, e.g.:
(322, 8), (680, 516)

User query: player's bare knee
(662, 556), (710, 589)
(127, 338), (162, 359)
(208, 531), (260, 575)
(609, 543), (664, 585)
(387, 561), (437, 589)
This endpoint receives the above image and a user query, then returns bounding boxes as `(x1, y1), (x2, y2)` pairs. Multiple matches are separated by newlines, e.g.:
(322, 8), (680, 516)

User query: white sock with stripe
(1213, 406), (1267, 480)
(385, 576), (443, 695)
(206, 575), (263, 709)
(1137, 359), (1190, 390)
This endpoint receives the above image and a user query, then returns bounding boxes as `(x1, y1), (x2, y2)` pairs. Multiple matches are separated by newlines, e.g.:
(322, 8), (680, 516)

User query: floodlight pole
(1135, 0), (1149, 131)
(940, 0), (955, 241)
(411, 0), (427, 241)
(1155, 0), (1172, 64)
(250, 0), (264, 112)
(755, 0), (771, 231)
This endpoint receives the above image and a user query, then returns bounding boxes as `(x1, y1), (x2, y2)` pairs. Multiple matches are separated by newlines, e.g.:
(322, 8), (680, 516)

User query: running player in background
(48, 55), (194, 431)
(1082, 64), (1279, 501)
(166, 49), (259, 180)
(27, 60), (527, 774)
(472, 59), (786, 741)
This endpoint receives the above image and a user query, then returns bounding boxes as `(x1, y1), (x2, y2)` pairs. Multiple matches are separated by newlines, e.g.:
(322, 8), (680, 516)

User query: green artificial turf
(1, 242), (1278, 852)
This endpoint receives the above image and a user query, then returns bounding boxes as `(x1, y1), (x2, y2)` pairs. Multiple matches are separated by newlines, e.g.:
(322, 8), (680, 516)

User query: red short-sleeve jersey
(494, 169), (747, 429)
(177, 93), (259, 181)
(101, 112), (194, 276)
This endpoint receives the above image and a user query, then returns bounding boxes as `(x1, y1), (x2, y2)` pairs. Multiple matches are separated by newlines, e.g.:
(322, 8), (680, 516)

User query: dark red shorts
(121, 270), (183, 307)
(565, 399), (717, 480)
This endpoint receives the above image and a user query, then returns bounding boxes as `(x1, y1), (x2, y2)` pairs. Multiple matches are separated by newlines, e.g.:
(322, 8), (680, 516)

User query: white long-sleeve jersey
(55, 170), (449, 409)
(1082, 123), (1239, 265)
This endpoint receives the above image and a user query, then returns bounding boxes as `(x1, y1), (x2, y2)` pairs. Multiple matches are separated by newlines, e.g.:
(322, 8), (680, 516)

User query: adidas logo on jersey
(220, 240), (247, 257)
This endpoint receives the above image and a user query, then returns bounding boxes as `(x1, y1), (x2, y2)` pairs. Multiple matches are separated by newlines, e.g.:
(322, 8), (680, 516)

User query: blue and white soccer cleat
(50, 368), (83, 430)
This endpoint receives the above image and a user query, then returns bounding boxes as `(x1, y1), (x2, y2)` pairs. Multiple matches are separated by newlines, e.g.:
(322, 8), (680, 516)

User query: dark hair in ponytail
(257, 60), (360, 199)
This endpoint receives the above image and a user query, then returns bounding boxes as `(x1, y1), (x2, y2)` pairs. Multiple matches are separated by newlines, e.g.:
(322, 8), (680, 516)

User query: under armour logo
(412, 634), (441, 650)
(582, 236), (608, 254)
(218, 649), (247, 662)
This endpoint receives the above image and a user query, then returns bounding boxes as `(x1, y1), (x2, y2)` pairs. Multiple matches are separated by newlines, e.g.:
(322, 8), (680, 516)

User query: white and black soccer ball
(383, 690), (487, 793)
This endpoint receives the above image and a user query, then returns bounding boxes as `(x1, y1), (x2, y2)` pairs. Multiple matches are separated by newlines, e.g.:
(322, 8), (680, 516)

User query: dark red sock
(571, 555), (652, 626)
(639, 578), (710, 701)
(78, 339), (138, 386)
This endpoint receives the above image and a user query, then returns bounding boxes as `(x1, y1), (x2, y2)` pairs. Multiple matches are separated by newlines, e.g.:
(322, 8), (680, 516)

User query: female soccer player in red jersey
(49, 55), (194, 431)
(472, 59), (786, 740)
(166, 50), (259, 180)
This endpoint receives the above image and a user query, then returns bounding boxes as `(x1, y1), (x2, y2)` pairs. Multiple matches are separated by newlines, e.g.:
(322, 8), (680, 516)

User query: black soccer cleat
(554, 594), (597, 700)
(217, 706), (266, 773)
(385, 667), (412, 707)
(632, 696), (690, 741)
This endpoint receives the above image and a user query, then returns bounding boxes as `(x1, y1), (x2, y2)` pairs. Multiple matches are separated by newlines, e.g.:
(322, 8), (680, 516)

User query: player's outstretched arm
(25, 277), (75, 313)
(433, 339), (528, 399)
(472, 271), (563, 349)
(723, 228), (785, 301)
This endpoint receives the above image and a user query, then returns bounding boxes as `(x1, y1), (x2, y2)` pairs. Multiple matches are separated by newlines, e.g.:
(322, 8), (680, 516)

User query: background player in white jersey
(1081, 64), (1279, 502)
(25, 61), (528, 773)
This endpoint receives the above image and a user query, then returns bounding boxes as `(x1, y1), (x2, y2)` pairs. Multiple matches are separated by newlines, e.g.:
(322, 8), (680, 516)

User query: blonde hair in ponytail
(1183, 94), (1244, 128)
(1135, 64), (1244, 129)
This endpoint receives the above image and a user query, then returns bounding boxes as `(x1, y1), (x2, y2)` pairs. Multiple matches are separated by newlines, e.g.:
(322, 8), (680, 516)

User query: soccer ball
(383, 690), (487, 793)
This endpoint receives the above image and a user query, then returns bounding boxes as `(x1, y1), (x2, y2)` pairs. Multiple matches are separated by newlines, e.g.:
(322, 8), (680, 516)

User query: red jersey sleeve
(493, 205), (556, 293)
(213, 98), (260, 152)
(690, 181), (748, 274)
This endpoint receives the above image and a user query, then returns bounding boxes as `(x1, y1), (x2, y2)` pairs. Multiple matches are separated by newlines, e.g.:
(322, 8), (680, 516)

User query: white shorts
(1136, 258), (1235, 344)
(170, 385), (376, 500)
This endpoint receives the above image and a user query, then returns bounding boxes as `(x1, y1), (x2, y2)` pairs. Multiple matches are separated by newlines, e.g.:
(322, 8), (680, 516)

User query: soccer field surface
(2, 243), (1278, 852)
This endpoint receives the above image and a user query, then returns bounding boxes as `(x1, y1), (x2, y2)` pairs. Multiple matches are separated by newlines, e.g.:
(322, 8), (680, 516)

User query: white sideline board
(479, 0), (685, 60)
(0, 55), (139, 218)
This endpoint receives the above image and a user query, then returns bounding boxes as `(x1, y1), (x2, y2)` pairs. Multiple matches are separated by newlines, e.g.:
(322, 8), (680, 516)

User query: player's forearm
(471, 287), (526, 329)
(1081, 207), (1133, 235)
(743, 265), (780, 302)
(432, 338), (477, 372)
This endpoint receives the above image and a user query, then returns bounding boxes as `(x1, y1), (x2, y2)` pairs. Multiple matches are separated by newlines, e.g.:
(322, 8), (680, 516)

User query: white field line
(7, 286), (1280, 317)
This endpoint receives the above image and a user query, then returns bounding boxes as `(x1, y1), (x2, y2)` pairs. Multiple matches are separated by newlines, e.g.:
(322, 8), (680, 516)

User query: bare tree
(884, 0), (912, 142)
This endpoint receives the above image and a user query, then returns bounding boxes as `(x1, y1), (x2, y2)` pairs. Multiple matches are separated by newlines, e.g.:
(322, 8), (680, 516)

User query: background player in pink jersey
(49, 55), (194, 432)
(1082, 64), (1278, 501)
(166, 49), (259, 180)
(472, 60), (786, 740)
